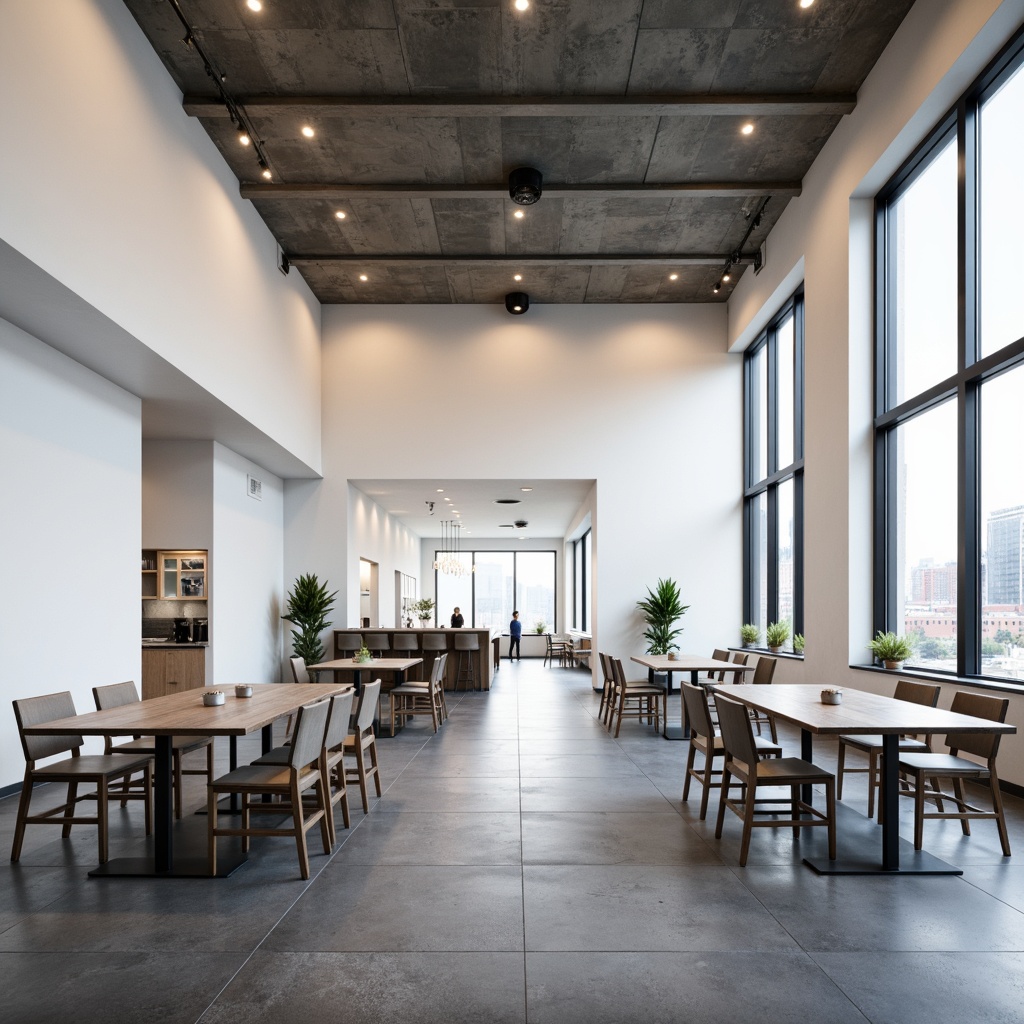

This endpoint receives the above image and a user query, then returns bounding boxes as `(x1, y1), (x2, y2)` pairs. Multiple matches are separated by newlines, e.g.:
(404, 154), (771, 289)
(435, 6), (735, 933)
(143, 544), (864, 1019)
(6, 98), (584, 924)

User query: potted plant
(354, 644), (373, 664)
(412, 597), (435, 625)
(534, 620), (547, 634)
(740, 623), (760, 648)
(281, 573), (337, 666)
(868, 630), (913, 669)
(793, 633), (805, 655)
(765, 620), (790, 653)
(636, 578), (690, 655)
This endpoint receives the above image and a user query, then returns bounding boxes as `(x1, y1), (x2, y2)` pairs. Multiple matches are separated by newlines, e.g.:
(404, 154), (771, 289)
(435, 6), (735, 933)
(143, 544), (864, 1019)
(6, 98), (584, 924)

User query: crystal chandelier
(434, 520), (475, 576)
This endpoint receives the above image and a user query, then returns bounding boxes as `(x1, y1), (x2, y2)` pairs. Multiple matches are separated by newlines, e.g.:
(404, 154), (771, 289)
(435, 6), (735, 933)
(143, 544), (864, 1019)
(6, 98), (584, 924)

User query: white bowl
(820, 690), (843, 705)
(202, 690), (225, 706)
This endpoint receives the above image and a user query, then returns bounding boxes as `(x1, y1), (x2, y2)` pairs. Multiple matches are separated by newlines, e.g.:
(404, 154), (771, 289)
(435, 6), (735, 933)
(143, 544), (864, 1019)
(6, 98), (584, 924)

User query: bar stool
(391, 633), (420, 679)
(454, 633), (480, 690)
(335, 633), (363, 658)
(364, 633), (391, 658)
(421, 633), (448, 689)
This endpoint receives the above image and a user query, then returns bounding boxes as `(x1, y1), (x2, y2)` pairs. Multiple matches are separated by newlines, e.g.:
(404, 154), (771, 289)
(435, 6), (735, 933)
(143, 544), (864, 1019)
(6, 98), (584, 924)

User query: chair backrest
(13, 691), (82, 762)
(430, 652), (449, 686)
(893, 679), (940, 707)
(946, 691), (1010, 760)
(421, 633), (447, 652)
(731, 652), (749, 665)
(709, 648), (729, 682)
(323, 689), (356, 752)
(454, 633), (479, 651)
(335, 634), (363, 653)
(289, 657), (311, 684)
(598, 651), (613, 686)
(681, 683), (715, 741)
(288, 698), (332, 770)
(92, 680), (141, 710)
(715, 694), (759, 771)
(354, 679), (382, 732)
(365, 633), (390, 652)
(751, 656), (776, 685)
(391, 633), (418, 652)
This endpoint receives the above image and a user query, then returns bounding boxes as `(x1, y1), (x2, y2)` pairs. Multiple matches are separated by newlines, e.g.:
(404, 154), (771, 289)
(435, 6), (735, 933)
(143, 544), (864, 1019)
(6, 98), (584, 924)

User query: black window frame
(572, 528), (591, 632)
(743, 287), (805, 642)
(873, 25), (1024, 682)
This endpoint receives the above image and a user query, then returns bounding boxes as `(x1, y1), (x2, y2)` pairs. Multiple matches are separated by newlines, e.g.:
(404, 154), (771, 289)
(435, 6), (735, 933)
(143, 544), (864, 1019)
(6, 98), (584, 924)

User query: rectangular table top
(631, 654), (753, 675)
(309, 657), (422, 673)
(709, 683), (1017, 737)
(20, 683), (349, 739)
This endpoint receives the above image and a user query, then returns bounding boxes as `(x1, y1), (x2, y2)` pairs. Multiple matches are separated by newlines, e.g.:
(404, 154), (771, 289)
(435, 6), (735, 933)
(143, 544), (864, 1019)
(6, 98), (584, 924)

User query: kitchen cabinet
(141, 647), (205, 700)
(142, 549), (208, 601)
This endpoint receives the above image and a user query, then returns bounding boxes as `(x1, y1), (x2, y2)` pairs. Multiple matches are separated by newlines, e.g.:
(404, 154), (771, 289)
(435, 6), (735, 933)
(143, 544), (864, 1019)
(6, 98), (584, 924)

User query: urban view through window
(889, 58), (1024, 680)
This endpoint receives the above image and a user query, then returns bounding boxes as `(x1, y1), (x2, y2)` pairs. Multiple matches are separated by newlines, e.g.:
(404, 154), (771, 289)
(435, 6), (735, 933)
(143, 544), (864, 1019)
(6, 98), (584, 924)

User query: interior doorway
(359, 558), (378, 628)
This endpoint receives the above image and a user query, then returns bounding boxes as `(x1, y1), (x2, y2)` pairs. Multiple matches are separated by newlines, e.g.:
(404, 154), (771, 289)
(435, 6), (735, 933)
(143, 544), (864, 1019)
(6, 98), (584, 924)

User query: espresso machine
(172, 617), (191, 642)
(192, 617), (209, 643)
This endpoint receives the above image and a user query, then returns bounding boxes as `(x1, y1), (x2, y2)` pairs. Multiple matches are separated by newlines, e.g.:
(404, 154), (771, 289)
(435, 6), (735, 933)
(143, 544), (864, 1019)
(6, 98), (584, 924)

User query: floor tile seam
(958, 876), (1024, 917)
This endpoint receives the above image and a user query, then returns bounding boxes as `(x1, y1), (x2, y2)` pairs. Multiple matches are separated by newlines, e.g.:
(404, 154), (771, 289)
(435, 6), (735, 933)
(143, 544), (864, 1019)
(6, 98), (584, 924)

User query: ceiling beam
(241, 182), (800, 201)
(184, 94), (856, 119)
(286, 254), (755, 268)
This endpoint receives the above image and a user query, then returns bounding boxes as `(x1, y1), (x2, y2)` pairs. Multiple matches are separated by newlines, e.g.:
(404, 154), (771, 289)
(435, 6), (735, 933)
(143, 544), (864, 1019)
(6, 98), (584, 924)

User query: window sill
(728, 646), (804, 661)
(850, 663), (1024, 696)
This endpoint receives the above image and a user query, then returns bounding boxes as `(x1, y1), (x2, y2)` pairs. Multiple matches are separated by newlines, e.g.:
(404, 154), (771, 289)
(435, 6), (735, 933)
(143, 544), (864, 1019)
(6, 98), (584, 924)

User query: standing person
(450, 606), (464, 628)
(509, 610), (522, 661)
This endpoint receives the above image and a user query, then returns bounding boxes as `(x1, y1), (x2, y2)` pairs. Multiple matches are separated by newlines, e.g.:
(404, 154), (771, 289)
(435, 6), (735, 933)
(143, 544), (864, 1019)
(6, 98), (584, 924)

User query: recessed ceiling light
(741, 123), (755, 135)
(246, 0), (262, 10)
(514, 274), (523, 281)
(669, 273), (678, 281)
(335, 210), (346, 220)
(301, 125), (315, 138)
(799, 0), (815, 7)
(513, 210), (525, 219)
(436, 488), (444, 493)
(359, 274), (368, 282)
(514, 0), (529, 10)
(520, 487), (533, 492)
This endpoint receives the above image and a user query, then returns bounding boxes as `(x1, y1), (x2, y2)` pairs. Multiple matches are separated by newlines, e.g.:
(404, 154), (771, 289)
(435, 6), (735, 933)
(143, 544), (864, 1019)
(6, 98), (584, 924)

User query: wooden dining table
(21, 682), (349, 878)
(630, 654), (754, 739)
(710, 683), (1016, 875)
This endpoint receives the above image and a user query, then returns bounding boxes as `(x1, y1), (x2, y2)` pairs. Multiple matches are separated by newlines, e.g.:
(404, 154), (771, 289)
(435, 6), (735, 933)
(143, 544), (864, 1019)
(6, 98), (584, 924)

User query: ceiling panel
(122, 0), (916, 306)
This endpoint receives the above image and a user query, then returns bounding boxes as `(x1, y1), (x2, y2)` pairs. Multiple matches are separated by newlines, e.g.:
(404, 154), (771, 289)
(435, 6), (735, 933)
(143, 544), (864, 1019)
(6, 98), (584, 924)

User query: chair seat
(840, 734), (929, 753)
(898, 752), (991, 777)
(110, 735), (212, 755)
(32, 753), (153, 778)
(252, 745), (292, 766)
(693, 733), (782, 757)
(211, 763), (297, 790)
(756, 757), (833, 784)
(390, 684), (431, 696)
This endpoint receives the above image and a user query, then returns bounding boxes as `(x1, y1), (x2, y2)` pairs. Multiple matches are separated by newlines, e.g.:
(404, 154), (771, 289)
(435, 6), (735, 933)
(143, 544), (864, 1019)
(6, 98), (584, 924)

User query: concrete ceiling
(351, 478), (593, 539)
(123, 0), (915, 306)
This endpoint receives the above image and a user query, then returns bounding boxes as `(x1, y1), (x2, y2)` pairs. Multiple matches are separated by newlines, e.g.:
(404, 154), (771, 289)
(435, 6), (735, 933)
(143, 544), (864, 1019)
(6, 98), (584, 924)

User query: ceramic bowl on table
(234, 685), (253, 698)
(820, 689), (843, 705)
(202, 690), (226, 706)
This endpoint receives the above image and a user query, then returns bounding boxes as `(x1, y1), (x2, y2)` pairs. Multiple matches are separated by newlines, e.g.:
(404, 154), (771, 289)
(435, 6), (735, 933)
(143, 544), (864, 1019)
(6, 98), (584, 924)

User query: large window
(875, 29), (1024, 683)
(744, 290), (804, 646)
(572, 528), (591, 632)
(435, 549), (556, 631)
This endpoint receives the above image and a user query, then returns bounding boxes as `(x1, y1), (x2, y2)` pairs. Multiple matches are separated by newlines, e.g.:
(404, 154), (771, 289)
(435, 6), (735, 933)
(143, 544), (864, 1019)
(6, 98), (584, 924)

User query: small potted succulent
(867, 630), (913, 669)
(534, 620), (547, 634)
(354, 644), (373, 664)
(793, 633), (805, 656)
(740, 623), (760, 648)
(765, 620), (791, 653)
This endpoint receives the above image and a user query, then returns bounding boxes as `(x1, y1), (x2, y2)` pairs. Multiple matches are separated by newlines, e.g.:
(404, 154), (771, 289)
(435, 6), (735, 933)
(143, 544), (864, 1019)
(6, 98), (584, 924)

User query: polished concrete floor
(4, 660), (1024, 1023)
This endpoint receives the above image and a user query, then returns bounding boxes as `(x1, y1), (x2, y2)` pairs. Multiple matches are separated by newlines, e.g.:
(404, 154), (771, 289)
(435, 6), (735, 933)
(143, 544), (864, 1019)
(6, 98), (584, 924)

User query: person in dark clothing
(509, 610), (522, 661)
(450, 606), (464, 628)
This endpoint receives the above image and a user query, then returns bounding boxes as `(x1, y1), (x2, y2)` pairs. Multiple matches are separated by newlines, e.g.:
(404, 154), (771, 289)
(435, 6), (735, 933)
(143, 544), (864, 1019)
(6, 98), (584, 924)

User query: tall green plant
(636, 578), (690, 655)
(282, 573), (338, 666)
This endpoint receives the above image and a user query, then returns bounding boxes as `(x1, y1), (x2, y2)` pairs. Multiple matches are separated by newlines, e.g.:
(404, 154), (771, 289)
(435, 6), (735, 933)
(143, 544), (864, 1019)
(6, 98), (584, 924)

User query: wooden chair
(345, 679), (383, 813)
(421, 633), (449, 688)
(714, 693), (836, 867)
(836, 679), (941, 820)
(92, 681), (214, 819)
(597, 652), (617, 724)
(608, 657), (666, 738)
(389, 652), (443, 735)
(543, 633), (570, 668)
(207, 698), (332, 879)
(11, 691), (153, 864)
(747, 656), (778, 741)
(681, 682), (782, 820)
(898, 690), (1011, 857)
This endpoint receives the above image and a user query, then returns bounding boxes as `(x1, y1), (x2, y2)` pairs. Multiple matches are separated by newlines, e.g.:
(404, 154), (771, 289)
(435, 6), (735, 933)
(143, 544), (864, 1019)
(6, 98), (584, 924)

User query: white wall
(725, 0), (1024, 784)
(0, 319), (141, 788)
(285, 304), (741, 681)
(0, 0), (322, 472)
(212, 443), (284, 685)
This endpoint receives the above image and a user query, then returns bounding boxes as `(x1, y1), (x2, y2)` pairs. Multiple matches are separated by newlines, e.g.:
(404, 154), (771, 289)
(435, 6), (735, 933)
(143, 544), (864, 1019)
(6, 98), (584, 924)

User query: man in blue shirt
(509, 610), (523, 661)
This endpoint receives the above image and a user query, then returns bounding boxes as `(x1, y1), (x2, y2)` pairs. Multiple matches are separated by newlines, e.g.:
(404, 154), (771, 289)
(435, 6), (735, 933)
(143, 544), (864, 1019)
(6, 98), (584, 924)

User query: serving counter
(332, 627), (499, 690)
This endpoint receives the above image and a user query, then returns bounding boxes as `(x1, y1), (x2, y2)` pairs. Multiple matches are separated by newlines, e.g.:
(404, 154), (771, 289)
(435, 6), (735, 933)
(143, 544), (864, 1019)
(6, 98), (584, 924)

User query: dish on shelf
(143, 637), (168, 642)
